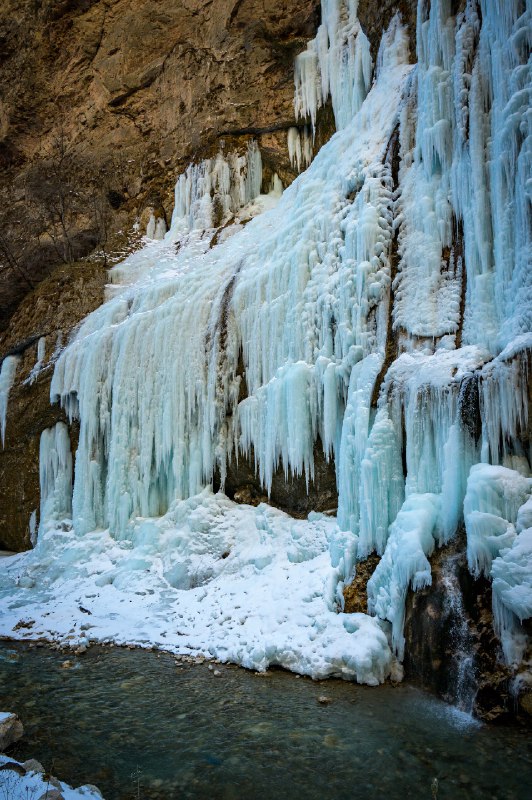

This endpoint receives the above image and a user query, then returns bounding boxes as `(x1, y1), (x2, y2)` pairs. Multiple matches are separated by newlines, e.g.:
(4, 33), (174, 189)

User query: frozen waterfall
(0, 0), (530, 686)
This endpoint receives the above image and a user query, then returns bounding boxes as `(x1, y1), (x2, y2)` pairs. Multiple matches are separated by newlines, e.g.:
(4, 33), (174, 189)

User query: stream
(1, 642), (530, 800)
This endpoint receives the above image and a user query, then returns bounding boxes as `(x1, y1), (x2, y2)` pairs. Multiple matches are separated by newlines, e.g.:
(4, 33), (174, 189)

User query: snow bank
(0, 491), (393, 684)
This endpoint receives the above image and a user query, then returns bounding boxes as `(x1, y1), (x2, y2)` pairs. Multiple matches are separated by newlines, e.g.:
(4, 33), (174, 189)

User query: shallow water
(0, 642), (530, 800)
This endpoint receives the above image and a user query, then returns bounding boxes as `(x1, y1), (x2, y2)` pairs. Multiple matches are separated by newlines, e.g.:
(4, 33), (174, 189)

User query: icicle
(39, 422), (73, 532)
(367, 492), (441, 659)
(29, 510), (37, 547)
(287, 126), (313, 172)
(294, 0), (373, 132)
(0, 356), (19, 447)
(169, 140), (263, 235)
(25, 337), (47, 386)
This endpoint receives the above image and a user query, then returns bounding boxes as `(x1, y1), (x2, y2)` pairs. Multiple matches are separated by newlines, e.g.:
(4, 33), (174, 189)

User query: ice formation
(0, 0), (531, 683)
(0, 355), (19, 447)
(287, 126), (313, 172)
(39, 422), (73, 532)
(24, 336), (46, 385)
(293, 0), (373, 131)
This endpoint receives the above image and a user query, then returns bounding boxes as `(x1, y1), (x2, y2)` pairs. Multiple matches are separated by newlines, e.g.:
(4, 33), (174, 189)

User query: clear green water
(0, 642), (530, 800)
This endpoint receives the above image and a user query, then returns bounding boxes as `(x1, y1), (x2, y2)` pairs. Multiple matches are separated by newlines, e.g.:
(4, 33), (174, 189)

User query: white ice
(0, 491), (393, 683)
(0, 355), (19, 447)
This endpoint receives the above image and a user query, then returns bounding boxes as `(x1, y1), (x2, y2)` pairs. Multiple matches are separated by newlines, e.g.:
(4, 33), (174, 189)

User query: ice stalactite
(25, 336), (46, 386)
(287, 126), (313, 172)
(39, 422), (73, 533)
(146, 215), (167, 240)
(464, 463), (532, 664)
(0, 356), (19, 447)
(479, 338), (531, 470)
(169, 139), (263, 235)
(294, 0), (373, 132)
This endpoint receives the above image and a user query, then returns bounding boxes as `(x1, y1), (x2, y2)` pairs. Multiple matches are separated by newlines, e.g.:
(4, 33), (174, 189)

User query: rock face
(0, 260), (107, 551)
(0, 713), (23, 752)
(404, 537), (532, 723)
(0, 0), (321, 329)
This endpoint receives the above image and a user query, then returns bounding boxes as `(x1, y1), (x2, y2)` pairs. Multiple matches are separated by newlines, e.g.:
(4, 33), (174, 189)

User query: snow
(0, 491), (393, 683)
(0, 754), (103, 799)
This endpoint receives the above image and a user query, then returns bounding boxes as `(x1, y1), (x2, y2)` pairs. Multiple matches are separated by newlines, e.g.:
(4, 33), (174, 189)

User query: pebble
(60, 660), (73, 669)
(317, 695), (332, 705)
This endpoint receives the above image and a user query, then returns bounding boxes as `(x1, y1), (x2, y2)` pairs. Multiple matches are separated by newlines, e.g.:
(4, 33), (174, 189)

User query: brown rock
(0, 712), (24, 752)
(343, 553), (381, 614)
(0, 0), (322, 328)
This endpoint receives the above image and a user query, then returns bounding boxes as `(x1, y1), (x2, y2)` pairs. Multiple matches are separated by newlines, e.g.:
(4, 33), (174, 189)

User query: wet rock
(343, 554), (381, 614)
(60, 660), (74, 669)
(518, 690), (532, 717)
(217, 440), (338, 518)
(22, 758), (45, 773)
(0, 712), (23, 751)
(38, 791), (64, 800)
(317, 695), (332, 705)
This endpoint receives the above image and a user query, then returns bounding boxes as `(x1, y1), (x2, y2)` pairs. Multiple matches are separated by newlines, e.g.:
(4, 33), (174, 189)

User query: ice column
(0, 355), (19, 447)
(39, 422), (73, 530)
(287, 126), (313, 172)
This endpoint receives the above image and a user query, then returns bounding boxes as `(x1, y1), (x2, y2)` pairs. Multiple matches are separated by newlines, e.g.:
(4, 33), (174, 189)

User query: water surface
(1, 642), (530, 799)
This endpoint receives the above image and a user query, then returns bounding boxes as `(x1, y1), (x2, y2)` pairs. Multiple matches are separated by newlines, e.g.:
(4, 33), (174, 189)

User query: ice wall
(50, 26), (413, 538)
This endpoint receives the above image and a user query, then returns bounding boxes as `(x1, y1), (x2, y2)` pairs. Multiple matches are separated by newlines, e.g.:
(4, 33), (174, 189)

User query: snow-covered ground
(0, 492), (394, 684)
